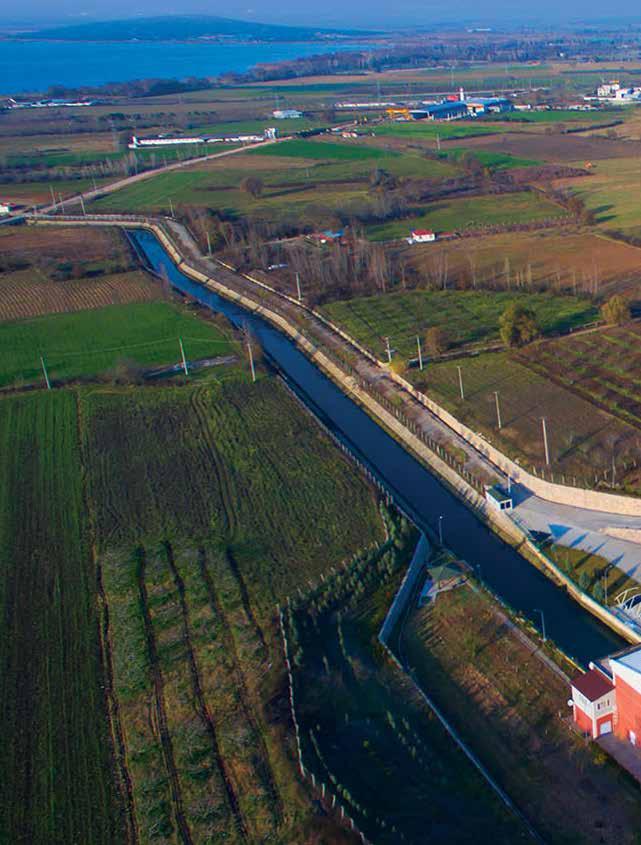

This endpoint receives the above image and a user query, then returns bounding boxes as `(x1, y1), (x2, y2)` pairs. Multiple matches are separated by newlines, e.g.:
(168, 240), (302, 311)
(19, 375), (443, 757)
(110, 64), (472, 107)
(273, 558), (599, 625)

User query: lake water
(0, 39), (370, 94)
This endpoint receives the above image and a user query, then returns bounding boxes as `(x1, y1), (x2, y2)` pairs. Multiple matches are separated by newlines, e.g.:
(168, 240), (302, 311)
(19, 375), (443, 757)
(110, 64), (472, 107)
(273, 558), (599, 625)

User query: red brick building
(571, 645), (641, 748)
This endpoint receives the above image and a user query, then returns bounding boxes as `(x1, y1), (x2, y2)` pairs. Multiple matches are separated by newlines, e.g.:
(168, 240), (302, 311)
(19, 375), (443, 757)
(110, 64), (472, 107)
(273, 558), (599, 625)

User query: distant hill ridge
(17, 15), (375, 42)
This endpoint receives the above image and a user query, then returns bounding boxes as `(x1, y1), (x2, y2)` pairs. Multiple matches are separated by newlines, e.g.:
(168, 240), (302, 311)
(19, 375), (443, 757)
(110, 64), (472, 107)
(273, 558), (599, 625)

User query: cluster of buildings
(571, 644), (641, 754)
(128, 127), (278, 149)
(386, 89), (513, 122)
(588, 80), (641, 104)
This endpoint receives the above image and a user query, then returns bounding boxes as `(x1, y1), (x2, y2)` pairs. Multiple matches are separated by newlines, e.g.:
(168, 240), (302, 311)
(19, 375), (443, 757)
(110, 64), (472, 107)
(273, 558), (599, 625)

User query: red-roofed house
(570, 668), (615, 738)
(407, 229), (436, 244)
(571, 645), (641, 744)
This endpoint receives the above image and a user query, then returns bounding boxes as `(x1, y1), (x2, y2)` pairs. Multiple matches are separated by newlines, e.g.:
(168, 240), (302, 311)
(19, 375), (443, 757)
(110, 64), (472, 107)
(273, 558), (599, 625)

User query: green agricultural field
(553, 157), (641, 234)
(441, 147), (541, 169)
(495, 108), (623, 123)
(249, 138), (391, 160)
(0, 392), (122, 844)
(372, 121), (500, 140)
(320, 290), (597, 358)
(94, 147), (457, 217)
(366, 191), (561, 240)
(83, 374), (385, 841)
(0, 300), (234, 388)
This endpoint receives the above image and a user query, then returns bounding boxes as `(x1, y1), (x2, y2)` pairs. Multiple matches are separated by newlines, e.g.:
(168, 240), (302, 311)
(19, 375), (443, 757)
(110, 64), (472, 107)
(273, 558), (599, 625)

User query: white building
(129, 135), (205, 149)
(593, 81), (641, 103)
(272, 109), (303, 119)
(0, 202), (11, 215)
(407, 229), (436, 244)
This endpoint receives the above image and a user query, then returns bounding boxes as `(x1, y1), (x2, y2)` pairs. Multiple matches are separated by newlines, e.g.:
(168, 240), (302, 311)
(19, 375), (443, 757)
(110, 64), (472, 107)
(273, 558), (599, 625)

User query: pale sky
(2, 1), (640, 29)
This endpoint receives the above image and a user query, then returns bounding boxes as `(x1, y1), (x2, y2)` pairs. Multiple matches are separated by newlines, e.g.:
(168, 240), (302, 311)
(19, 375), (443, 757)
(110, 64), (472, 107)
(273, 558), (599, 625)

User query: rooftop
(612, 646), (641, 677)
(572, 668), (614, 702)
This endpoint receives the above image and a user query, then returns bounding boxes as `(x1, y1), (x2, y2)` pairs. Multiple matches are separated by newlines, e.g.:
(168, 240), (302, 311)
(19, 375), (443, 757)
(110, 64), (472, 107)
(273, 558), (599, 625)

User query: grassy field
(287, 521), (529, 843)
(250, 138), (391, 160)
(495, 108), (623, 123)
(0, 301), (234, 388)
(366, 191), (561, 240)
(372, 121), (501, 140)
(84, 374), (384, 841)
(441, 147), (541, 169)
(320, 290), (597, 359)
(0, 392), (122, 844)
(553, 157), (641, 235)
(93, 146), (458, 217)
(401, 583), (641, 844)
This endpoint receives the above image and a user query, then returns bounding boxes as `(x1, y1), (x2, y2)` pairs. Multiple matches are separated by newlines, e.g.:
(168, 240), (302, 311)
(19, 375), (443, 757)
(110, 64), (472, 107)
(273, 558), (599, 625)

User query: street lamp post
(438, 515), (444, 545)
(534, 608), (547, 642)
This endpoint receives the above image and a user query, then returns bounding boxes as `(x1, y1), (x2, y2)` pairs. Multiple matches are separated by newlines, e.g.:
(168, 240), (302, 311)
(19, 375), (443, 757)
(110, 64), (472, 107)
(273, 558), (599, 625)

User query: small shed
(485, 483), (513, 512)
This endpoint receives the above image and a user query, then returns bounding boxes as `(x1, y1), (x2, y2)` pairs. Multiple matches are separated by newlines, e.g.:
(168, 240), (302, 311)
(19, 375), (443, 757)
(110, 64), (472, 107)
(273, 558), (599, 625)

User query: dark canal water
(130, 227), (624, 665)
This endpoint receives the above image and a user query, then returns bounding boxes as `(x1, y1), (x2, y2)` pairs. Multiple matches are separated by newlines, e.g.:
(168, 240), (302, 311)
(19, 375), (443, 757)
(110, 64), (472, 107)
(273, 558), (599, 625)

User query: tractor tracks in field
(189, 388), (239, 537)
(198, 546), (284, 828)
(162, 541), (249, 842)
(135, 546), (194, 845)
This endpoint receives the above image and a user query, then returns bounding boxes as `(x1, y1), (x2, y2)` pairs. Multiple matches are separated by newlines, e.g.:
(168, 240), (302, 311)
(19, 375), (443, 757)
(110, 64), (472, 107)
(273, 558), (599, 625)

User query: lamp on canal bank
(438, 515), (444, 545)
(534, 608), (547, 642)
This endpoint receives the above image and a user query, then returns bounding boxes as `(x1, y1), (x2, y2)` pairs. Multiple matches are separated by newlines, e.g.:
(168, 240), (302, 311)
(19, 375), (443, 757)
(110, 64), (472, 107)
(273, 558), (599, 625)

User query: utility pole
(534, 608), (547, 642)
(169, 198), (174, 219)
(541, 417), (550, 466)
(385, 336), (392, 364)
(206, 231), (212, 256)
(296, 272), (303, 303)
(40, 356), (51, 390)
(178, 337), (188, 375)
(456, 365), (465, 401)
(80, 195), (86, 216)
(438, 515), (444, 545)
(247, 334), (256, 383)
(494, 391), (502, 430)
(50, 186), (57, 211)
(436, 132), (441, 152)
(416, 335), (423, 371)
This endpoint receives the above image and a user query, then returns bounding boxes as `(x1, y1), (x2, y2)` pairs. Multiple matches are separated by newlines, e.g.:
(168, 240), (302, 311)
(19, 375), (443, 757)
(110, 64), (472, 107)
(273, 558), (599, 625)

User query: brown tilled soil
(0, 269), (162, 322)
(442, 130), (641, 162)
(0, 225), (127, 262)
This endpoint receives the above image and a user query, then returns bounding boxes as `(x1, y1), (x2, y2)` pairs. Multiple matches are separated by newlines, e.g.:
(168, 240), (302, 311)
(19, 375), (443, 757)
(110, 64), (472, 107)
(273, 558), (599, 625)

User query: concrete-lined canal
(130, 227), (624, 664)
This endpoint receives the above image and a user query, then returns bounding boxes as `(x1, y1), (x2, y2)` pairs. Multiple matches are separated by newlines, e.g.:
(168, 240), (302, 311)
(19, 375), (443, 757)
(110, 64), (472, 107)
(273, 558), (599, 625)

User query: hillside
(19, 15), (374, 42)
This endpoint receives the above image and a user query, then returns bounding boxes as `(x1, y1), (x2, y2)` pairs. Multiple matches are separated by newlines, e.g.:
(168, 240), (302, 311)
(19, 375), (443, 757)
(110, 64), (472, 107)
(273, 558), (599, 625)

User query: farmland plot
(0, 269), (162, 322)
(84, 375), (384, 841)
(321, 289), (596, 360)
(0, 392), (122, 844)
(0, 301), (234, 388)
